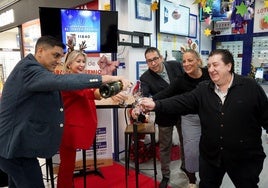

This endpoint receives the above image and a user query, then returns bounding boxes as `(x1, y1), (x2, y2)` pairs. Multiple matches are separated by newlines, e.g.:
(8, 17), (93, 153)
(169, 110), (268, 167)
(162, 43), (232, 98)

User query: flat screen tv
(158, 0), (190, 36)
(39, 7), (118, 53)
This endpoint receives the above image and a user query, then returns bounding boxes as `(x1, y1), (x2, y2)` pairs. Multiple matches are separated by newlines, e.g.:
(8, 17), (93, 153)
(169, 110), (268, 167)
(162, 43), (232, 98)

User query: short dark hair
(35, 36), (65, 53)
(144, 47), (161, 58)
(208, 49), (234, 73)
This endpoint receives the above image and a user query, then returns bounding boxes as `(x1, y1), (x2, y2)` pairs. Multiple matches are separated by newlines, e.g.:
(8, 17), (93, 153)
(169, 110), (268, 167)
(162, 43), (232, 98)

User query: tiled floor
(1, 131), (268, 188)
(124, 130), (268, 188)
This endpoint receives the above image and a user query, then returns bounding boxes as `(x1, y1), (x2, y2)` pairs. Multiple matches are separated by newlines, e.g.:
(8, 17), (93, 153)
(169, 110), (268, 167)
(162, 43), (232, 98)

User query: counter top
(95, 95), (135, 108)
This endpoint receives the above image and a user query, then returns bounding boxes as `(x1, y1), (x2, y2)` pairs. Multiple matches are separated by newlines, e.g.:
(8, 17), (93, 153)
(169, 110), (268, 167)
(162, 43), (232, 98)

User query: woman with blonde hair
(57, 50), (126, 188)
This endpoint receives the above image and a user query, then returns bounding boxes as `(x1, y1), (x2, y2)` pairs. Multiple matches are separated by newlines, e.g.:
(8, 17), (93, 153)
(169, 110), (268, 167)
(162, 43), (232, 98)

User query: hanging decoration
(193, 0), (207, 8)
(204, 28), (212, 36)
(192, 0), (201, 4)
(203, 6), (212, 14)
(204, 16), (212, 25)
(265, 0), (268, 8)
(151, 0), (158, 11)
(192, 0), (257, 36)
(264, 15), (268, 23)
(235, 2), (247, 16)
(230, 0), (255, 34)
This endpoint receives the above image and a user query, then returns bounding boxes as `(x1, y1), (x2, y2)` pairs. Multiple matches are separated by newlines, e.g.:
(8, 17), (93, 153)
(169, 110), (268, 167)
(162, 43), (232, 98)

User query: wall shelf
(118, 30), (151, 48)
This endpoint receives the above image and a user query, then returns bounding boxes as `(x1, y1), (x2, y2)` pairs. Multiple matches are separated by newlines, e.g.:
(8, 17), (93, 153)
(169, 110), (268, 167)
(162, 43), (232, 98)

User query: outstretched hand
(98, 55), (119, 75)
(140, 97), (155, 111)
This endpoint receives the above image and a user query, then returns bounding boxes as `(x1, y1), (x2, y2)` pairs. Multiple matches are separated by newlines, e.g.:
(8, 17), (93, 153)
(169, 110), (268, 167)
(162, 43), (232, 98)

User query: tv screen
(158, 0), (190, 36)
(39, 7), (118, 53)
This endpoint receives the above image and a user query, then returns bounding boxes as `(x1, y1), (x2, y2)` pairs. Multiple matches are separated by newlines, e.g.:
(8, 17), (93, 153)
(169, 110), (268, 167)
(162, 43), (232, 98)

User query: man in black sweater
(141, 49), (268, 188)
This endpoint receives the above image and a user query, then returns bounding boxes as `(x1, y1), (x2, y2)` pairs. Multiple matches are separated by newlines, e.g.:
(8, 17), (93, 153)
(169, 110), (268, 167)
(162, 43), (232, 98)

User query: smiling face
(145, 50), (164, 73)
(182, 50), (202, 78)
(64, 51), (87, 74)
(207, 54), (232, 86)
(68, 54), (86, 74)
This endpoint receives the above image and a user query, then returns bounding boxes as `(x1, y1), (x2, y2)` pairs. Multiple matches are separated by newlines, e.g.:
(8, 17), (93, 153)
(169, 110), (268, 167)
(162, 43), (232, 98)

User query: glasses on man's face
(146, 56), (160, 64)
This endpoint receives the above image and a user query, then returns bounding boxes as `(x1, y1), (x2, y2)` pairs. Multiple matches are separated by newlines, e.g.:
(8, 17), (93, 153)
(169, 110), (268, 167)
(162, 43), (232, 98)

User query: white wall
(115, 0), (209, 84)
(114, 0), (212, 158)
(0, 28), (19, 49)
(0, 27), (21, 81)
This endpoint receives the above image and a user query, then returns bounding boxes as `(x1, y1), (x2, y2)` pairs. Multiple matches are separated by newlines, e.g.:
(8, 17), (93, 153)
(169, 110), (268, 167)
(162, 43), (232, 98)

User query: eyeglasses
(146, 56), (160, 63)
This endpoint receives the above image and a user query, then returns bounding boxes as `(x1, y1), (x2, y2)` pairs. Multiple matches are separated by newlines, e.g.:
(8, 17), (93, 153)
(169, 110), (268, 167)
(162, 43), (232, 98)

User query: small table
(95, 96), (135, 161)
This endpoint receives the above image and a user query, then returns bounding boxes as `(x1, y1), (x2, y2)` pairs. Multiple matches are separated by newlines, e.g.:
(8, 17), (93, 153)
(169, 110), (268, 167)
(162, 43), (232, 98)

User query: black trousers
(199, 155), (264, 188)
(0, 156), (45, 188)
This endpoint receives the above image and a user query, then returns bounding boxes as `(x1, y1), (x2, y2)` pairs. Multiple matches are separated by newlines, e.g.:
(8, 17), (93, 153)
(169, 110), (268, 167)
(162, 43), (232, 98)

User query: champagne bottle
(99, 81), (123, 98)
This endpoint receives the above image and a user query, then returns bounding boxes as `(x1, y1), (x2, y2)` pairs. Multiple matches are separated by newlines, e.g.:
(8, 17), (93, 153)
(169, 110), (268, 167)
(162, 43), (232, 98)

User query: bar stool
(73, 135), (104, 188)
(45, 158), (55, 188)
(124, 122), (157, 188)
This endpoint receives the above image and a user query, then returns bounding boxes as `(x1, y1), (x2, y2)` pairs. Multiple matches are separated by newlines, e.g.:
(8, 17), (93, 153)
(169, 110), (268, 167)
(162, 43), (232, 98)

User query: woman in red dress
(57, 50), (126, 188)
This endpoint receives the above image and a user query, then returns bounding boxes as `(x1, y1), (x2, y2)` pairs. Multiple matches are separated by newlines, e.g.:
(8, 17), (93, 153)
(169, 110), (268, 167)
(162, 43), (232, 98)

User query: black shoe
(159, 177), (169, 188)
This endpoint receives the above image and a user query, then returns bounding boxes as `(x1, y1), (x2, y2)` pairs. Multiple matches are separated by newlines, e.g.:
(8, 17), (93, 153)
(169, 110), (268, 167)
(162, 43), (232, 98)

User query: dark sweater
(140, 60), (183, 126)
(155, 74), (268, 166)
(153, 67), (210, 100)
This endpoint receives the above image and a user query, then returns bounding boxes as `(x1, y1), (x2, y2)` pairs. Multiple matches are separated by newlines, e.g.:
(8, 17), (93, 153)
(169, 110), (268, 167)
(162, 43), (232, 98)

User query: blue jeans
(0, 156), (45, 188)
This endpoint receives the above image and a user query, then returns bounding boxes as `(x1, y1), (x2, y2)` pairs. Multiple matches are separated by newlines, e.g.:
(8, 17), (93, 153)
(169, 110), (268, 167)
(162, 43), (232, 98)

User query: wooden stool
(124, 122), (157, 188)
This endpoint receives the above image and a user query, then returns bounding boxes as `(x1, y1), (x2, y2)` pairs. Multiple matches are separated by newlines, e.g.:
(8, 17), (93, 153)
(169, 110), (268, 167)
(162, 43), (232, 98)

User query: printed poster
(253, 0), (268, 33)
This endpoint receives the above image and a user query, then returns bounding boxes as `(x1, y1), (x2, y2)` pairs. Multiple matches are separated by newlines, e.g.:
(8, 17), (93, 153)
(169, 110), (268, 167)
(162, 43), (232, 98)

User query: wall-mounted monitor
(158, 0), (190, 36)
(39, 7), (118, 53)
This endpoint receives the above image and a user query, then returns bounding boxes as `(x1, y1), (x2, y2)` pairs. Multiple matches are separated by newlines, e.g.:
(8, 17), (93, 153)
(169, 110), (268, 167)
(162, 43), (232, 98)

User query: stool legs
(82, 150), (87, 188)
(133, 123), (139, 188)
(125, 128), (157, 188)
(125, 132), (129, 188)
(46, 158), (55, 188)
(151, 133), (157, 187)
(125, 131), (139, 188)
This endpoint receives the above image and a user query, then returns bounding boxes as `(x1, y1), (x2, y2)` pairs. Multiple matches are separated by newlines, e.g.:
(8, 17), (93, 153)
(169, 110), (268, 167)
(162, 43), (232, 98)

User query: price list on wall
(252, 36), (268, 67)
(252, 36), (268, 81)
(216, 41), (243, 75)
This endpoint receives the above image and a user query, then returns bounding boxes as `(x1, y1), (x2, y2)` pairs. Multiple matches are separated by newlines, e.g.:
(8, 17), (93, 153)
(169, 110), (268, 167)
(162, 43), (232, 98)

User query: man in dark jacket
(139, 47), (183, 188)
(141, 49), (268, 188)
(0, 36), (130, 188)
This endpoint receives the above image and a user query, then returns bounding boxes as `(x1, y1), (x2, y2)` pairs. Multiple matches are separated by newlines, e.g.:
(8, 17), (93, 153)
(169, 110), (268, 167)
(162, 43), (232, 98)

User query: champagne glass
(118, 83), (133, 107)
(132, 81), (148, 117)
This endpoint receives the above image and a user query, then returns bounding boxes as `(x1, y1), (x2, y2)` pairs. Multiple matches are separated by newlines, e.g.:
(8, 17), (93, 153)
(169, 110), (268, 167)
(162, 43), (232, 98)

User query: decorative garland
(191, 0), (266, 37)
(150, 1), (268, 37)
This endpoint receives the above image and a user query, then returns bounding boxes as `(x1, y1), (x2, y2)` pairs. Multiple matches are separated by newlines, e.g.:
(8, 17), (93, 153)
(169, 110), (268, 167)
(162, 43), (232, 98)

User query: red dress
(57, 89), (97, 188)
